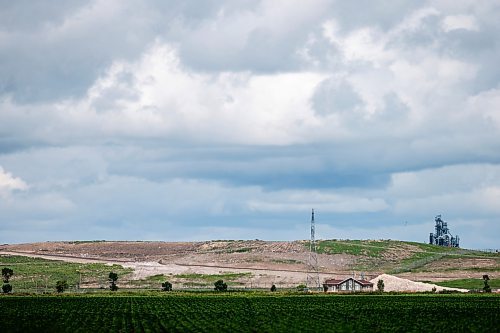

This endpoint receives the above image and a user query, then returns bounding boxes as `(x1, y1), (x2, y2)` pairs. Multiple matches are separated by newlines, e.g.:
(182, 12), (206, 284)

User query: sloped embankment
(370, 274), (468, 292)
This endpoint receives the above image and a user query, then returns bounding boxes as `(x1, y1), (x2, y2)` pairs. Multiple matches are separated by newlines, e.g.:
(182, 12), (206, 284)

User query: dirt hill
(1, 239), (498, 289)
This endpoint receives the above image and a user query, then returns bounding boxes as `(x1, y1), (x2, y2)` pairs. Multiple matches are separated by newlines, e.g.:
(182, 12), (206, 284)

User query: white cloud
(0, 166), (28, 198)
(1, 1), (500, 248)
(388, 164), (500, 218)
(1, 42), (326, 146)
(442, 14), (479, 32)
(247, 190), (388, 213)
(467, 88), (500, 129)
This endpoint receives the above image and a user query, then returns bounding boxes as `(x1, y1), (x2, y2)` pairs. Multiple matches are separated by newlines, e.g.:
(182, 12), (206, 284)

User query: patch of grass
(66, 240), (107, 244)
(409, 242), (462, 253)
(174, 272), (252, 283)
(0, 255), (133, 291)
(441, 266), (500, 272)
(390, 252), (447, 274)
(145, 274), (167, 282)
(434, 278), (500, 290)
(315, 240), (387, 257)
(408, 242), (499, 258)
(182, 282), (209, 287)
(271, 259), (302, 265)
(220, 247), (253, 253)
(390, 248), (499, 274)
(233, 247), (252, 253)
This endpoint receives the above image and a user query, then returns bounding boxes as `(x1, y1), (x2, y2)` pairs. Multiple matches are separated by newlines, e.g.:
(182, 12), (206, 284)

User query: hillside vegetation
(314, 239), (499, 273)
(1, 239), (498, 291)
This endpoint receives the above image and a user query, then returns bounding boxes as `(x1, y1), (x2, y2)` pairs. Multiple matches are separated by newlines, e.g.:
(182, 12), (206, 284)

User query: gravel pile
(370, 274), (467, 293)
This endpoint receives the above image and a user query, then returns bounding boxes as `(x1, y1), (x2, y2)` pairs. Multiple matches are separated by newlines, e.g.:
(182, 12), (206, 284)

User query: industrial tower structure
(306, 209), (321, 290)
(429, 215), (460, 247)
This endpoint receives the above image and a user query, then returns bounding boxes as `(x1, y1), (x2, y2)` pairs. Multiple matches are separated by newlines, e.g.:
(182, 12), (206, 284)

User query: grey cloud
(174, 1), (335, 72)
(0, 1), (163, 102)
(331, 0), (422, 32)
(1, 1), (500, 248)
(0, 0), (88, 31)
(313, 78), (363, 116)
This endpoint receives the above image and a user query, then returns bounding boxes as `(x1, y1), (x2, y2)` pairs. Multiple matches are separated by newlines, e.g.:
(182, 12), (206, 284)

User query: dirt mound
(370, 274), (467, 293)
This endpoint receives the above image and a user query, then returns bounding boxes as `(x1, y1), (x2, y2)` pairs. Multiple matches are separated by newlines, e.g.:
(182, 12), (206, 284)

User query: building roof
(323, 277), (373, 287)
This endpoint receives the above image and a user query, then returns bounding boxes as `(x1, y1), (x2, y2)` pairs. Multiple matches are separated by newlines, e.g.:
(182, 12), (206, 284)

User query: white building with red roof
(323, 277), (373, 292)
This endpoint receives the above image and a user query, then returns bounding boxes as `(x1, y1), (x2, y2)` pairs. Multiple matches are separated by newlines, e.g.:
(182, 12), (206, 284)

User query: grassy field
(0, 294), (498, 332)
(434, 278), (500, 290)
(0, 255), (132, 292)
(0, 255), (257, 291)
(314, 239), (500, 273)
(174, 272), (252, 287)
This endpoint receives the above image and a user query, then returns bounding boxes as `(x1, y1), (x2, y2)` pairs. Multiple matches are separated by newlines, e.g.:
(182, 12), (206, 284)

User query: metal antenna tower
(306, 209), (321, 290)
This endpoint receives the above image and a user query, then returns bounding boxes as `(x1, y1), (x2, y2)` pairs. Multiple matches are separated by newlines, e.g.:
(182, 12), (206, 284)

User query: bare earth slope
(1, 240), (498, 289)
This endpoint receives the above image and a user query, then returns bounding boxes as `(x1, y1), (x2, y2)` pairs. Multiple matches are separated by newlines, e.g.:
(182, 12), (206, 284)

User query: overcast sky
(1, 1), (499, 249)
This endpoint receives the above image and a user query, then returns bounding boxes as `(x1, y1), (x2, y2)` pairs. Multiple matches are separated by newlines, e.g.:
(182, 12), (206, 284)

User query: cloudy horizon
(1, 0), (499, 249)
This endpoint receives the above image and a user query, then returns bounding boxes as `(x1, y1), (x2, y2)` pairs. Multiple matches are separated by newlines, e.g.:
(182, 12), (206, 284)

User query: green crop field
(0, 294), (498, 332)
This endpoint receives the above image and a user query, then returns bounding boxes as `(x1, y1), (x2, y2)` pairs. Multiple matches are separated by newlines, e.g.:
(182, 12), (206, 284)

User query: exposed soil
(1, 240), (498, 288)
(370, 274), (467, 292)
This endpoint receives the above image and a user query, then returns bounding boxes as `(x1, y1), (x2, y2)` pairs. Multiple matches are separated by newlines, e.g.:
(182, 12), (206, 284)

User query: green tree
(270, 284), (277, 292)
(483, 275), (491, 293)
(2, 267), (14, 283)
(2, 284), (12, 293)
(108, 272), (118, 291)
(162, 281), (172, 291)
(56, 280), (69, 293)
(377, 279), (385, 292)
(214, 279), (227, 291)
(2, 267), (14, 293)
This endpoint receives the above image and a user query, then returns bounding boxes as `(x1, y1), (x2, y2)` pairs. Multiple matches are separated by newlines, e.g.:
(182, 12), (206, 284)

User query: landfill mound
(370, 274), (467, 293)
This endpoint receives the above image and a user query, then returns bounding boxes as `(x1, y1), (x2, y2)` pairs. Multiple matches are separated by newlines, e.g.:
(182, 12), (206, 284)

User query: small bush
(162, 281), (172, 291)
(270, 284), (277, 292)
(296, 284), (306, 291)
(377, 279), (385, 292)
(2, 267), (14, 283)
(214, 280), (227, 291)
(483, 275), (491, 293)
(56, 280), (68, 293)
(2, 284), (12, 293)
(109, 272), (118, 291)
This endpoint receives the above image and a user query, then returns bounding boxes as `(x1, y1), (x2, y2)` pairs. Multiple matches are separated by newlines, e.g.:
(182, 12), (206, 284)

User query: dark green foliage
(2, 283), (12, 293)
(162, 281), (172, 291)
(214, 279), (227, 291)
(377, 279), (385, 292)
(296, 284), (306, 291)
(2, 267), (14, 293)
(56, 280), (68, 293)
(483, 275), (492, 293)
(109, 272), (118, 291)
(270, 284), (277, 292)
(0, 295), (499, 332)
(108, 272), (118, 282)
(2, 267), (14, 283)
